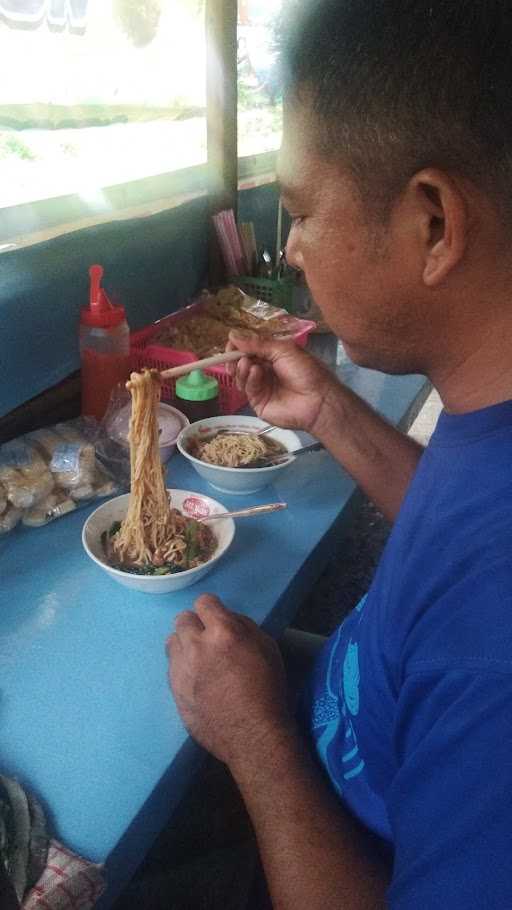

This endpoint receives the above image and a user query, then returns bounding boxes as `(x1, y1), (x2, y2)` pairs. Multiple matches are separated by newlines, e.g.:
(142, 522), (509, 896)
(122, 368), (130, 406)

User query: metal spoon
(239, 441), (325, 469)
(200, 502), (287, 522)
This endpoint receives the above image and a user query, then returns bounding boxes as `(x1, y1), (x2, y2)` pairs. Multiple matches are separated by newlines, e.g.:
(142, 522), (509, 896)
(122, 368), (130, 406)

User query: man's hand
(226, 329), (337, 435)
(167, 595), (390, 910)
(227, 328), (424, 522)
(166, 594), (294, 766)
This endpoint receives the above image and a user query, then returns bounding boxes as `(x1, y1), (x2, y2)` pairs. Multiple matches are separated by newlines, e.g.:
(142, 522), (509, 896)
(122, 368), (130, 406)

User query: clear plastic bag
(0, 417), (123, 534)
(94, 383), (133, 489)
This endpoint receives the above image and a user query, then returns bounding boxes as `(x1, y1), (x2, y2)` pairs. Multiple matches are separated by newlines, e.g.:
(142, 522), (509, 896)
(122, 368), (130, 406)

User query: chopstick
(200, 502), (287, 522)
(160, 350), (244, 380)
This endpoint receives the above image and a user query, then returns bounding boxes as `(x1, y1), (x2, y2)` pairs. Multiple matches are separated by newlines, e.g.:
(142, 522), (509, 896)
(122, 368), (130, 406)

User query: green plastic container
(175, 369), (220, 422)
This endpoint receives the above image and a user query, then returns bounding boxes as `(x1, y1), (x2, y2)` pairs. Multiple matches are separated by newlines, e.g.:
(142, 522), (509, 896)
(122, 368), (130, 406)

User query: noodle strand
(109, 370), (215, 570)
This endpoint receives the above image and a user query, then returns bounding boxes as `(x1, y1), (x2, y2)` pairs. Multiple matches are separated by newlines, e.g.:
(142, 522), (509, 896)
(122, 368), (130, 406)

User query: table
(0, 340), (429, 907)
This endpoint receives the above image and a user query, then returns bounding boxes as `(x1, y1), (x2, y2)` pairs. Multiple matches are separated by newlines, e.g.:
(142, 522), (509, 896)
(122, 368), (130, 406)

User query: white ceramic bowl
(82, 489), (235, 593)
(176, 416), (302, 495)
(104, 402), (189, 464)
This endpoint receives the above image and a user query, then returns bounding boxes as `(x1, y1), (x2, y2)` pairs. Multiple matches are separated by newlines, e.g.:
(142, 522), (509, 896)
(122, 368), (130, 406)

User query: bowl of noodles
(82, 368), (235, 593)
(82, 488), (235, 593)
(177, 416), (302, 495)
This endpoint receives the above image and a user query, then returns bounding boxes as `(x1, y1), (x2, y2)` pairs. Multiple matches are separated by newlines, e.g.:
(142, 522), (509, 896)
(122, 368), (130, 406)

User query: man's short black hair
(280, 0), (512, 220)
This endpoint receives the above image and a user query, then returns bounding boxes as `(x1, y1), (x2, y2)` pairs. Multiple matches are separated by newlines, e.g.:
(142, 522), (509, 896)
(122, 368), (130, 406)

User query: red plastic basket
(130, 299), (316, 415)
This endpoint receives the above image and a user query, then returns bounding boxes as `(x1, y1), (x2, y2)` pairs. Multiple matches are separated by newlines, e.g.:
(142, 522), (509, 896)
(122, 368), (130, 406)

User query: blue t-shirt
(301, 400), (512, 908)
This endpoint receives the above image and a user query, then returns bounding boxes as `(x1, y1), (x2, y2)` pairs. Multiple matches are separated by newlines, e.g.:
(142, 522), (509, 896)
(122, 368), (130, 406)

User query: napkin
(0, 773), (105, 910)
(23, 839), (105, 910)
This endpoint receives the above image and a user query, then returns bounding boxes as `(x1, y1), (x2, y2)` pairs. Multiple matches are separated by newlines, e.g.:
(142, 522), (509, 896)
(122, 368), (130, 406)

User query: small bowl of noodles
(82, 488), (235, 593)
(177, 415), (302, 495)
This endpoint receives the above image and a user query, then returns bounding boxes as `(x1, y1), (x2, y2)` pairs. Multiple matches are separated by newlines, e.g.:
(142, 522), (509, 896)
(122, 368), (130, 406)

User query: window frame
(0, 0), (280, 252)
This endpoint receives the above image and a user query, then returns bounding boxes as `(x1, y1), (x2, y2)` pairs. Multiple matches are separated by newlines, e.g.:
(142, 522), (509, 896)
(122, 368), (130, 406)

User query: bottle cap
(175, 369), (219, 401)
(80, 264), (127, 328)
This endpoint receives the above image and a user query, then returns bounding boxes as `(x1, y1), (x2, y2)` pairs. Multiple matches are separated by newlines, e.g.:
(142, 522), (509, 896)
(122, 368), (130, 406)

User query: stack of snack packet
(0, 419), (119, 535)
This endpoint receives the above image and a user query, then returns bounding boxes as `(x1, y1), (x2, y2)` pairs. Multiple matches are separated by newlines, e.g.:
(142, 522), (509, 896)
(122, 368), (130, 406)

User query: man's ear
(409, 169), (468, 287)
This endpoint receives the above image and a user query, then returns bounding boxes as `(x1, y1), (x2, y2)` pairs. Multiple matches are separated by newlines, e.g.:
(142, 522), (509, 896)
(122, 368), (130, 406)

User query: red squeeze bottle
(79, 264), (131, 421)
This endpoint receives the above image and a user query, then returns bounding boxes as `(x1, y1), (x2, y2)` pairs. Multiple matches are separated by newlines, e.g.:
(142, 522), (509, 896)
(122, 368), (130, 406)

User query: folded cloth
(23, 839), (105, 910)
(0, 775), (48, 905)
(0, 774), (105, 910)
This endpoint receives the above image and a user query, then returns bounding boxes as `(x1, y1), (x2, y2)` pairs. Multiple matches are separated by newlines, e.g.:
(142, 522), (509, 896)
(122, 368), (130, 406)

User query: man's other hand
(166, 594), (294, 766)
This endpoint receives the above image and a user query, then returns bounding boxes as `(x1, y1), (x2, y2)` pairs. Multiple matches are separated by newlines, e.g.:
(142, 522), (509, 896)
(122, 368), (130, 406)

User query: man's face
(279, 102), (428, 373)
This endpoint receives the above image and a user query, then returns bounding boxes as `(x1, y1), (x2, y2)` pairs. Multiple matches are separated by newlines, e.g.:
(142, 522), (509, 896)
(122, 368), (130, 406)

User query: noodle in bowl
(82, 489), (235, 593)
(177, 416), (302, 495)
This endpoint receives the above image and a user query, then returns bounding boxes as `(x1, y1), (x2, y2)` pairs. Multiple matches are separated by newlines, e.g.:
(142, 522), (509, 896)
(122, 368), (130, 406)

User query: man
(167, 2), (512, 907)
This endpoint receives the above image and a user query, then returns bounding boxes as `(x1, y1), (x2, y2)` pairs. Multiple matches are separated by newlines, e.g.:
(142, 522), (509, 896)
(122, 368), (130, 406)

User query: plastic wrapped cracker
(92, 470), (118, 499)
(49, 441), (96, 491)
(23, 491), (77, 528)
(0, 441), (54, 511)
(54, 421), (90, 445)
(0, 503), (23, 534)
(0, 481), (7, 516)
(27, 428), (65, 462)
(0, 438), (40, 472)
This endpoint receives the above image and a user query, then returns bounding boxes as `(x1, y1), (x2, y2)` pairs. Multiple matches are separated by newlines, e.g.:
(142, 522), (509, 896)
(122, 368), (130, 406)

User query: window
(0, 0), (208, 247)
(237, 0), (283, 187)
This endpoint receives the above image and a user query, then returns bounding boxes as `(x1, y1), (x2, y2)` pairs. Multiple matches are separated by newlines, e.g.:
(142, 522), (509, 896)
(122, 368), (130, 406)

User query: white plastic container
(104, 402), (189, 464)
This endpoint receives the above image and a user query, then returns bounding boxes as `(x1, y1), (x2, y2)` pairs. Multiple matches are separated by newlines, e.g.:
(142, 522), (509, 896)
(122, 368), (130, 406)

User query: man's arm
(311, 381), (424, 522)
(231, 726), (389, 910)
(167, 597), (389, 910)
(228, 331), (424, 522)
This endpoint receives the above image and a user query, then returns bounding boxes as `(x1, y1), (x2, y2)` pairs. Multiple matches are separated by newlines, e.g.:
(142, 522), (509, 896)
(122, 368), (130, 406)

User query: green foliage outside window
(114, 0), (162, 48)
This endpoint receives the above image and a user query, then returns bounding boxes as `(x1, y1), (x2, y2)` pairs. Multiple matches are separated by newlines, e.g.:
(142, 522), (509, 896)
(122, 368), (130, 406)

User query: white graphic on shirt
(310, 601), (367, 789)
(343, 640), (360, 716)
